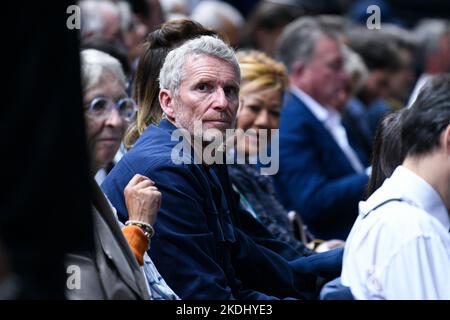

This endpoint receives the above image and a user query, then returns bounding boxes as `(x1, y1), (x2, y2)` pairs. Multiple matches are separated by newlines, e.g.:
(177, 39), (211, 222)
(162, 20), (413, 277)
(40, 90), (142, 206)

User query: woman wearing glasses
(81, 49), (136, 184)
(68, 49), (178, 300)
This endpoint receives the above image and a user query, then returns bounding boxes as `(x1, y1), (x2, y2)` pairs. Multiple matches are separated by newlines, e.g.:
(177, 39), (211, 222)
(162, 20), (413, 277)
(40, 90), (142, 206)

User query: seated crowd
(68, 1), (449, 300)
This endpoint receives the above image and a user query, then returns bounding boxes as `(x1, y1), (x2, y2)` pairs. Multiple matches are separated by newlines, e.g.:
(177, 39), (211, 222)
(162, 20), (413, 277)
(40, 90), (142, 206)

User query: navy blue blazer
(102, 119), (342, 300)
(275, 91), (369, 240)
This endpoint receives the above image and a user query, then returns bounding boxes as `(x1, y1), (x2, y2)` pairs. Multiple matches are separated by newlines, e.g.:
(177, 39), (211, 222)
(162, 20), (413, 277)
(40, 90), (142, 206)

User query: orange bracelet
(122, 225), (149, 266)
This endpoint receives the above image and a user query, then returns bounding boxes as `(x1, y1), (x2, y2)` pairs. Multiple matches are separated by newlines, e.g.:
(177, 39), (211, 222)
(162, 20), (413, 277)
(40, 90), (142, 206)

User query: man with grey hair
(158, 34), (241, 144)
(274, 17), (369, 240)
(102, 35), (343, 299)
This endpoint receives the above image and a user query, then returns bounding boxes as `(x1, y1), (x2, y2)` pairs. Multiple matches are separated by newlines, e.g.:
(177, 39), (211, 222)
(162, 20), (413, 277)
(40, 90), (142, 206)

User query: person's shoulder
(371, 201), (439, 242)
(130, 124), (177, 156)
(281, 92), (308, 116)
(281, 95), (318, 134)
(378, 201), (430, 223)
(123, 125), (194, 174)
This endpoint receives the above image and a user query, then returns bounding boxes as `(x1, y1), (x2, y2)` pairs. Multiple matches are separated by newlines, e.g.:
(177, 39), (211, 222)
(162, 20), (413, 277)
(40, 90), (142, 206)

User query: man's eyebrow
(192, 78), (239, 87)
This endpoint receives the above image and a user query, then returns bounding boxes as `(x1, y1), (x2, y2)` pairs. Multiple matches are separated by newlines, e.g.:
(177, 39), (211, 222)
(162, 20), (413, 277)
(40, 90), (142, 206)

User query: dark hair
(347, 28), (402, 72)
(123, 19), (218, 149)
(402, 74), (450, 157)
(240, 1), (303, 50)
(367, 110), (407, 197)
(127, 0), (150, 18)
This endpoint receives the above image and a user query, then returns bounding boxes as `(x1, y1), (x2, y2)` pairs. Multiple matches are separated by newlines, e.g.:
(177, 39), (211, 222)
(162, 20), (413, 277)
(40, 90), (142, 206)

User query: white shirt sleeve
(381, 235), (450, 300)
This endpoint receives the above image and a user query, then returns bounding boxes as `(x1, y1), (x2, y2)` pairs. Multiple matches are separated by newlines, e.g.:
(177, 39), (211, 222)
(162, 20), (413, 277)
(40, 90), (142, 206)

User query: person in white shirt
(342, 74), (450, 300)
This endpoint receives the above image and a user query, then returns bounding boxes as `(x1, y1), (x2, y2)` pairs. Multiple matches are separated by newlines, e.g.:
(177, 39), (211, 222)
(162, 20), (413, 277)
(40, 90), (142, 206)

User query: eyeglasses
(85, 96), (137, 121)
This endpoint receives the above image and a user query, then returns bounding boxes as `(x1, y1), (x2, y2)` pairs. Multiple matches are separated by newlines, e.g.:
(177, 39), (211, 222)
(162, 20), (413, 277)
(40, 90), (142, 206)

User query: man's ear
(236, 98), (244, 118)
(159, 89), (175, 119)
(291, 61), (305, 78)
(443, 124), (450, 155)
(290, 61), (305, 87)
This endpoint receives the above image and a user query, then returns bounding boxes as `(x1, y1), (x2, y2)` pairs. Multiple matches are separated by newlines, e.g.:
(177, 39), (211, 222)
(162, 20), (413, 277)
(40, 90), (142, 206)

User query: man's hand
(124, 174), (161, 226)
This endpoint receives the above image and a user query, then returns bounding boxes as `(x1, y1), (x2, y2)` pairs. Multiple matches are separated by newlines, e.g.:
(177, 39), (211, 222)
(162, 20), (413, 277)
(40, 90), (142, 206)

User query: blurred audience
(81, 36), (132, 80)
(240, 0), (304, 56)
(339, 45), (374, 160)
(275, 17), (369, 240)
(408, 19), (450, 106)
(347, 28), (402, 135)
(190, 0), (244, 46)
(382, 24), (418, 109)
(160, 0), (189, 21)
(80, 0), (122, 42)
(229, 50), (313, 256)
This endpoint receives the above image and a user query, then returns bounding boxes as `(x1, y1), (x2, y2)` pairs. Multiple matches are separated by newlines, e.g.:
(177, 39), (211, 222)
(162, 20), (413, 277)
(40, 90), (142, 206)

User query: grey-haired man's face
(164, 55), (240, 141)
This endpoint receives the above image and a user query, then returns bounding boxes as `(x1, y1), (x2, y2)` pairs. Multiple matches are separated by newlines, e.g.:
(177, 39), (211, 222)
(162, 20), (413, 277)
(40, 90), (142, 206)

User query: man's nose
(212, 87), (229, 109)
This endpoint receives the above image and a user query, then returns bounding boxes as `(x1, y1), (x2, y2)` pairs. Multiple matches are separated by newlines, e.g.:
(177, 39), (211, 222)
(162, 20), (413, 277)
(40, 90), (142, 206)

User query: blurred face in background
(427, 32), (450, 74)
(298, 36), (346, 108)
(236, 83), (282, 157)
(364, 68), (393, 103)
(84, 73), (127, 172)
(122, 15), (149, 62)
(255, 25), (286, 57)
(388, 48), (416, 102)
(102, 9), (121, 42)
(330, 71), (353, 112)
(145, 0), (164, 32)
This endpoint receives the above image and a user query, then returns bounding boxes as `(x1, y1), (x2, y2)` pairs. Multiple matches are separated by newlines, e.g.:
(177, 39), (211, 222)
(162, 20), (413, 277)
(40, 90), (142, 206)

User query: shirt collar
(290, 85), (329, 121)
(158, 118), (177, 131)
(363, 165), (450, 230)
(289, 85), (341, 123)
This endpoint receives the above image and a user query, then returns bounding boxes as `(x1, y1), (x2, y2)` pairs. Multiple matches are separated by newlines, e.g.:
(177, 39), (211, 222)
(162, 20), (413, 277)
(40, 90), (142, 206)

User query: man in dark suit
(275, 17), (369, 240)
(102, 35), (343, 299)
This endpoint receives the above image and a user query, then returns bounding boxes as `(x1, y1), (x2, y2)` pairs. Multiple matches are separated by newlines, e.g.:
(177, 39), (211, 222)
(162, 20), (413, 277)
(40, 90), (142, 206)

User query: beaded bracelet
(125, 220), (155, 247)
